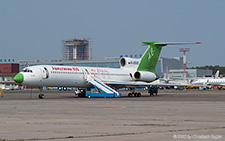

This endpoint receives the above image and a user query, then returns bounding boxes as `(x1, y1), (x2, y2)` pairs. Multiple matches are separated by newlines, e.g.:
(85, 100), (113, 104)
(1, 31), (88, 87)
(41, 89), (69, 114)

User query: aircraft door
(82, 69), (89, 81)
(41, 67), (49, 79)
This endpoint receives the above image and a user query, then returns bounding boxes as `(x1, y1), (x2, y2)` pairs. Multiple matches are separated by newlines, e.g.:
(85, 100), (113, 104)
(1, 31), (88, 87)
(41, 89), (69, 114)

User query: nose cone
(14, 73), (24, 84)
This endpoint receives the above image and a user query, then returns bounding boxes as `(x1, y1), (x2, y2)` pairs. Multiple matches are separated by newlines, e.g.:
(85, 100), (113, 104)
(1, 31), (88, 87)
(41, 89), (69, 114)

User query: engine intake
(134, 71), (157, 82)
(120, 57), (140, 68)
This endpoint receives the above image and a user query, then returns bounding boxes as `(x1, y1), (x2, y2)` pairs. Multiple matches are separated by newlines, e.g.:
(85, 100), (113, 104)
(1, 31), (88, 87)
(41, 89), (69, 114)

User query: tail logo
(148, 48), (154, 62)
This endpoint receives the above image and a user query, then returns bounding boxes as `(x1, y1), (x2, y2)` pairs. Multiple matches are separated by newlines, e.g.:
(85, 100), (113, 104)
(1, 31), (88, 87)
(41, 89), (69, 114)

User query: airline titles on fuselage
(52, 66), (109, 73)
(91, 69), (109, 73)
(52, 66), (79, 71)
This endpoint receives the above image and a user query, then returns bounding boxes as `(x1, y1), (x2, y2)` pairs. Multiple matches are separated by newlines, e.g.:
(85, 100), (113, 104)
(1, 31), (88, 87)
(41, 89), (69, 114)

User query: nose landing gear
(38, 94), (45, 99)
(38, 87), (45, 99)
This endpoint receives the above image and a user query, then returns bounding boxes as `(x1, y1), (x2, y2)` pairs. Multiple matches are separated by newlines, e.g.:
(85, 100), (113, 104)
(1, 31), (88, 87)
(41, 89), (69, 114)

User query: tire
(138, 93), (141, 97)
(38, 94), (45, 99)
(128, 93), (131, 97)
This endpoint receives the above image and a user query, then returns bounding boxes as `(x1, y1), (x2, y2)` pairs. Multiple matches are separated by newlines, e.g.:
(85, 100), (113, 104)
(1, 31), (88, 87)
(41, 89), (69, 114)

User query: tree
(190, 65), (225, 75)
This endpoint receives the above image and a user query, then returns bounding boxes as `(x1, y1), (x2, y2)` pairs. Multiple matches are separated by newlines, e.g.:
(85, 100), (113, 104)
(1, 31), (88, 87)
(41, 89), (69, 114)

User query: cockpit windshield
(21, 68), (33, 73)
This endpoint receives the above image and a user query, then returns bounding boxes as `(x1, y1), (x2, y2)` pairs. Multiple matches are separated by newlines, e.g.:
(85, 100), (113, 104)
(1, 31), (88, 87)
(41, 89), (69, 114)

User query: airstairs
(83, 69), (121, 98)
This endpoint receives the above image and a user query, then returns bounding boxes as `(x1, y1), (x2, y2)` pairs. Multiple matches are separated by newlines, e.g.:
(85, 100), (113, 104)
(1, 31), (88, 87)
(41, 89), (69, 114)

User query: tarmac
(0, 90), (225, 141)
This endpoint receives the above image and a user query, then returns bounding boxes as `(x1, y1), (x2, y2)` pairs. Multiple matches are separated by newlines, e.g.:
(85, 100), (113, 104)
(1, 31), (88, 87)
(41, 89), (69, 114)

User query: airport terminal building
(0, 63), (23, 90)
(168, 69), (212, 78)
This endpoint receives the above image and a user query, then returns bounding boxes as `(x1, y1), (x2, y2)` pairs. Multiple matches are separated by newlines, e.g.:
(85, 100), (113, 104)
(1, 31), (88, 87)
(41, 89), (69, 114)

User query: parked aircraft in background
(214, 70), (220, 79)
(14, 41), (200, 99)
(191, 70), (225, 87)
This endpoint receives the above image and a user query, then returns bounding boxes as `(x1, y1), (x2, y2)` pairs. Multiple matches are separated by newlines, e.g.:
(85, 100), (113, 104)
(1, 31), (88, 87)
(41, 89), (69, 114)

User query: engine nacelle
(134, 71), (157, 82)
(120, 57), (140, 68)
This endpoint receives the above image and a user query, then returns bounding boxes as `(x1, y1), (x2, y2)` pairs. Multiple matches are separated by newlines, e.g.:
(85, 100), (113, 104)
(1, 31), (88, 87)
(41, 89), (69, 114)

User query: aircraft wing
(106, 81), (192, 88)
(207, 83), (225, 86)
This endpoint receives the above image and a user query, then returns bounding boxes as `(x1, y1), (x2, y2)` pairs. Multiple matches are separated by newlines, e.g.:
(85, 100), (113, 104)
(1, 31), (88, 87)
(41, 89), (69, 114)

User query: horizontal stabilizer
(154, 42), (201, 45)
(142, 41), (201, 46)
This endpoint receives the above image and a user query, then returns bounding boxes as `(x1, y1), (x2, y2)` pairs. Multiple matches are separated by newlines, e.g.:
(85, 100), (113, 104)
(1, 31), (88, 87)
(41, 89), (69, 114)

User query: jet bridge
(84, 69), (121, 98)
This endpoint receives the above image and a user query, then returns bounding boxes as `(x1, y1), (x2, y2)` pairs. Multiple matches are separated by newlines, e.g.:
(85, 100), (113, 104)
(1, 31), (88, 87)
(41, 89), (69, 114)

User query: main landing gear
(128, 92), (141, 97)
(127, 88), (141, 97)
(75, 89), (86, 98)
(38, 87), (45, 99)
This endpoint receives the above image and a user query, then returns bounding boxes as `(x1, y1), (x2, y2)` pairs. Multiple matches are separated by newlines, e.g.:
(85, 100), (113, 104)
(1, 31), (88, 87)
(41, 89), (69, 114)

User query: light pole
(179, 48), (190, 79)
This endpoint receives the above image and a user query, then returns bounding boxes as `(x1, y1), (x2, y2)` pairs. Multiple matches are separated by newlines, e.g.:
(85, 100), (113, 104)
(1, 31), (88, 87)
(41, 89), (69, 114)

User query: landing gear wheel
(38, 94), (45, 99)
(88, 95), (91, 99)
(78, 93), (86, 98)
(128, 92), (141, 97)
(138, 93), (141, 97)
(128, 93), (131, 97)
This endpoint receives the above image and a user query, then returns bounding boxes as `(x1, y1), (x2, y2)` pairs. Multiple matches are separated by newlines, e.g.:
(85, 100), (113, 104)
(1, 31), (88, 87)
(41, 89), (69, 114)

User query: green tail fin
(137, 41), (166, 74)
(137, 41), (200, 74)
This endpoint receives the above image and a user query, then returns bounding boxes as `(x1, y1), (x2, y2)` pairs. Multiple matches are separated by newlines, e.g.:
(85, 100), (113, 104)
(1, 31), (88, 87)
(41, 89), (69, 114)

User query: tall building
(62, 39), (91, 65)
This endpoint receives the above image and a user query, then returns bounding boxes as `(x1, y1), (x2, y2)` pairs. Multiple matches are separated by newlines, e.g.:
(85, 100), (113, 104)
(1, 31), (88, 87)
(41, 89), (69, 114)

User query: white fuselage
(20, 65), (155, 88)
(192, 78), (225, 86)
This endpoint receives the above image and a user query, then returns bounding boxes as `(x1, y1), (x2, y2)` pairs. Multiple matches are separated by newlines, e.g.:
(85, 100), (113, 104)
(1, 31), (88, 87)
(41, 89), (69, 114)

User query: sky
(0, 0), (225, 67)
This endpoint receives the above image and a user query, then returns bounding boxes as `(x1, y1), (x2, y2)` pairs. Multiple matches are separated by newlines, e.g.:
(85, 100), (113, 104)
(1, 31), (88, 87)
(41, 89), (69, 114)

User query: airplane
(192, 70), (225, 87)
(14, 41), (200, 99)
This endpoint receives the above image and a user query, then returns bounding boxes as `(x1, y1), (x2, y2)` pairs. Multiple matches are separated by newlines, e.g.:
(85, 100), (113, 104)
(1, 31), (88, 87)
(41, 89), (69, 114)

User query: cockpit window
(21, 68), (33, 73)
